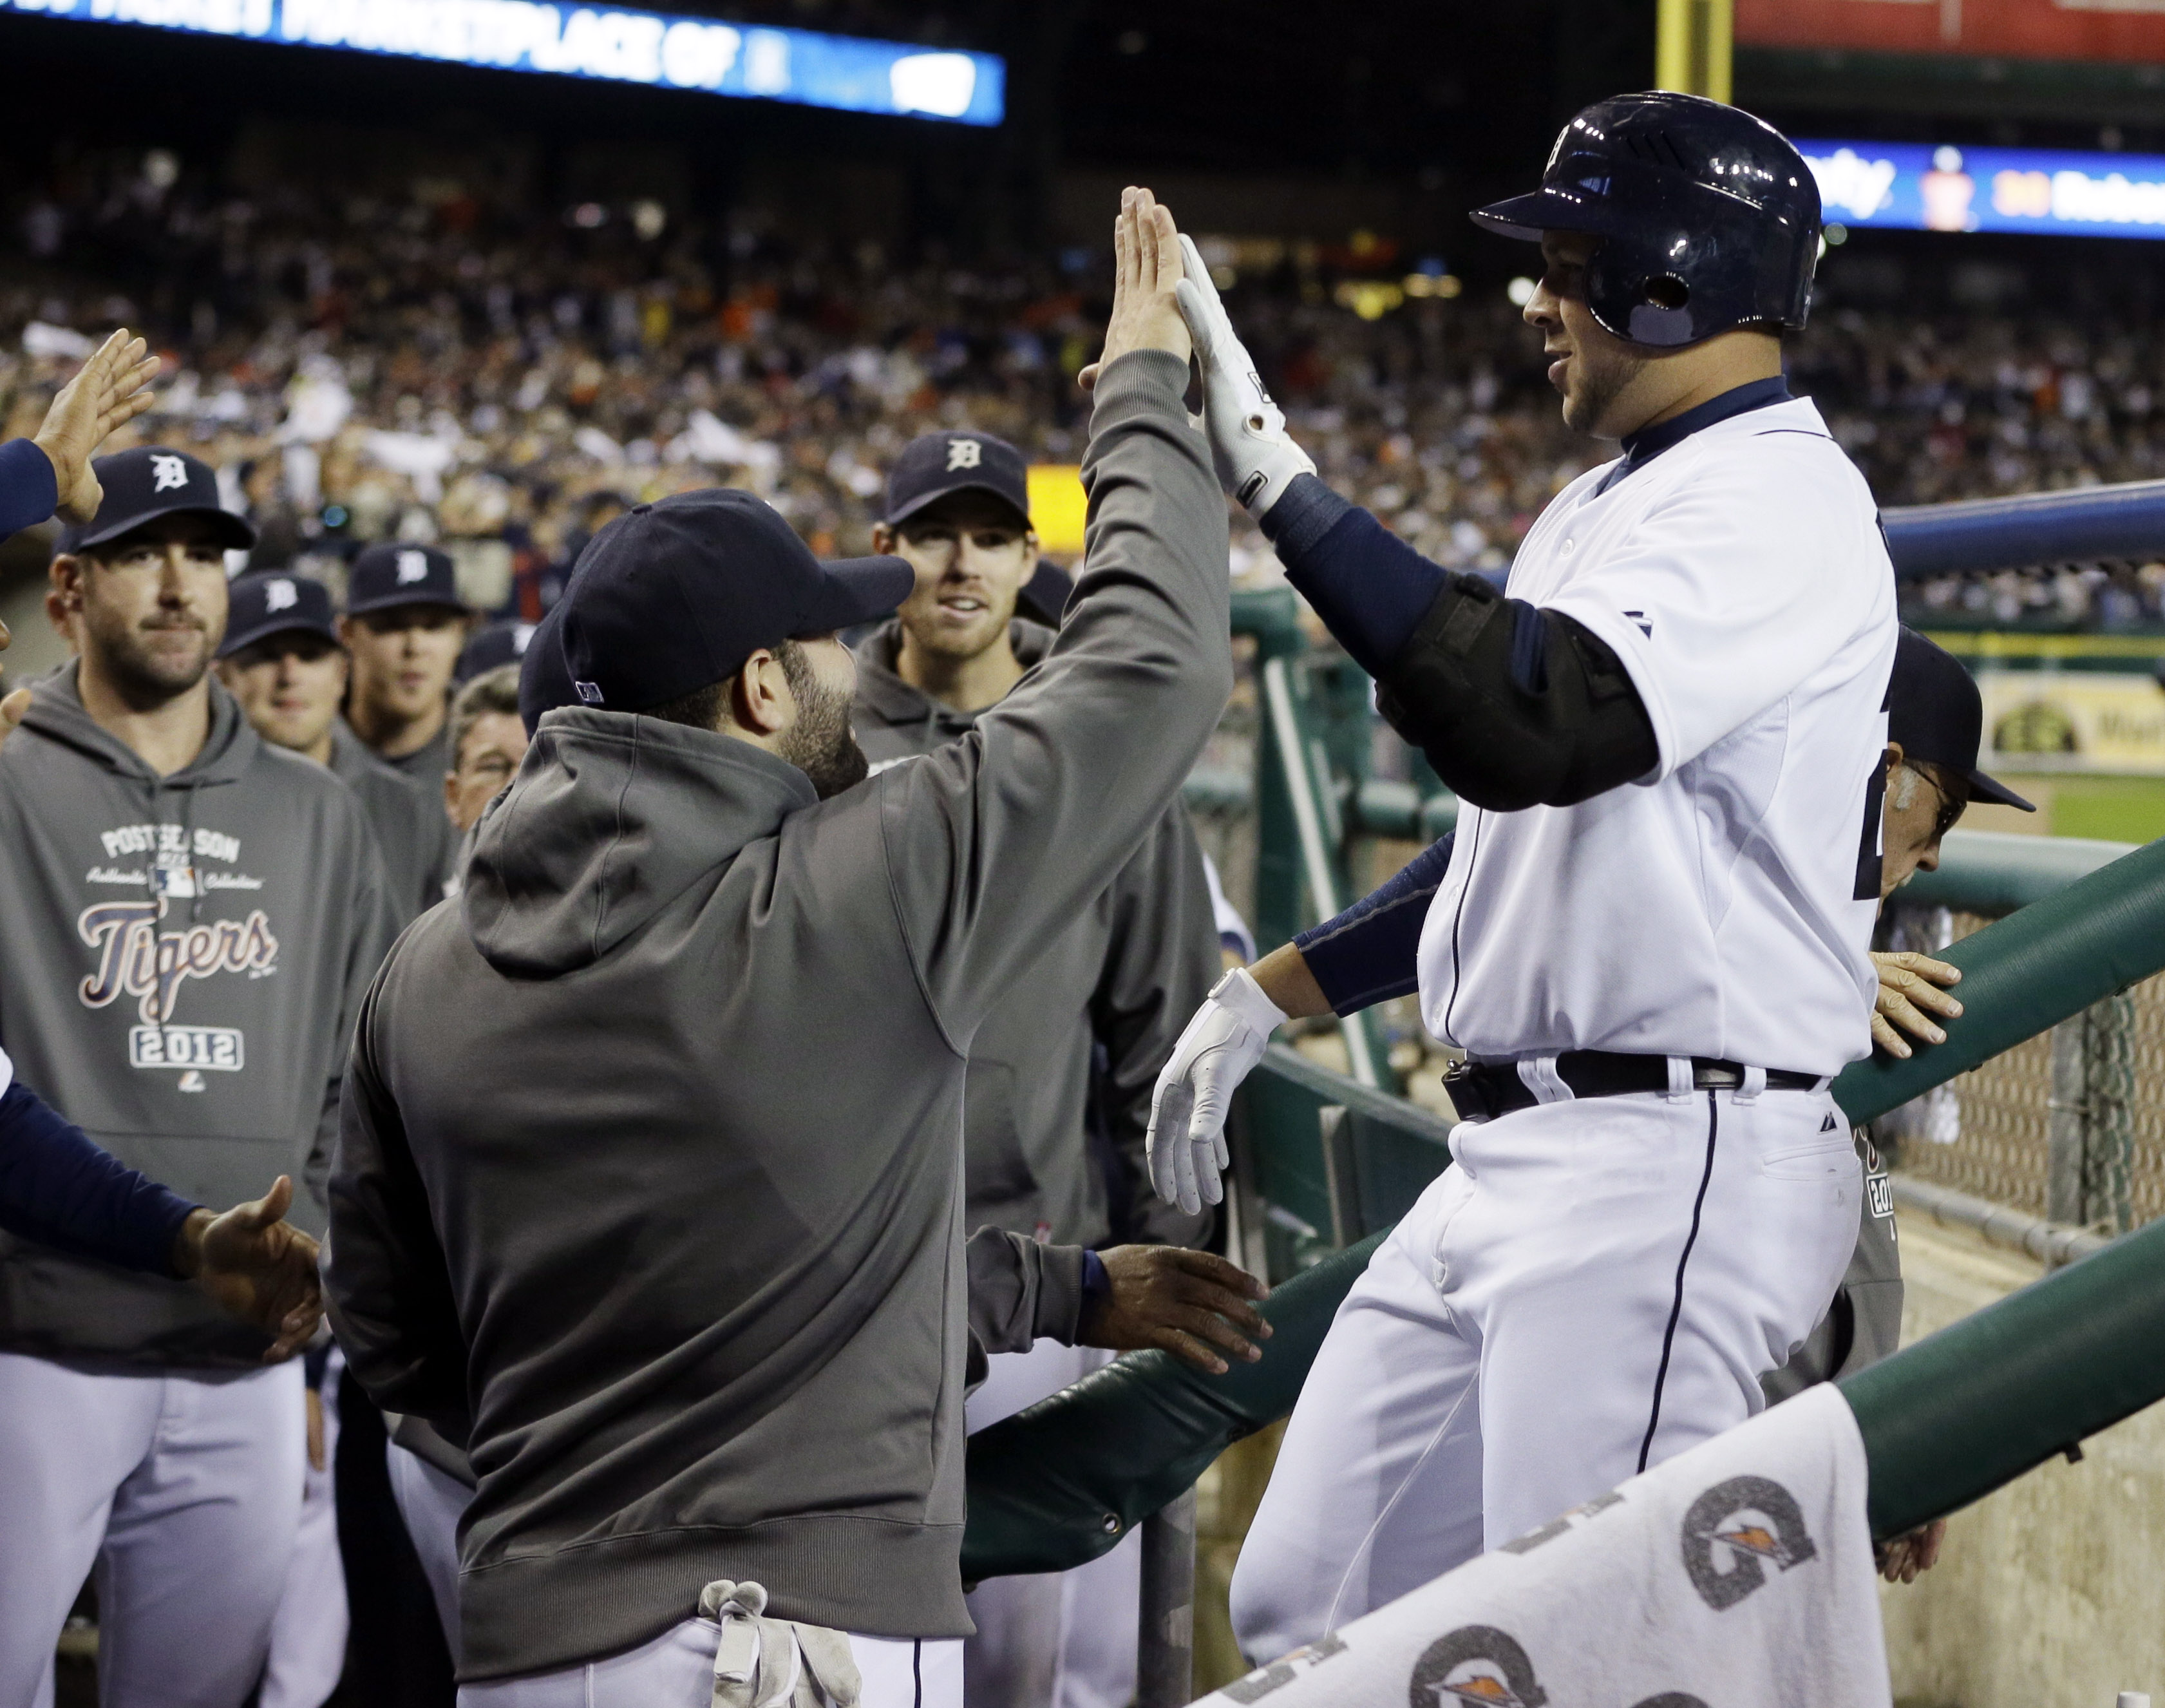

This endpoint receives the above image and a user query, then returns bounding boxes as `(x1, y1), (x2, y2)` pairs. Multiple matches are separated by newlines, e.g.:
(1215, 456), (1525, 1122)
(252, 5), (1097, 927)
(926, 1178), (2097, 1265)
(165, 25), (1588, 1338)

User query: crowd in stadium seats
(7, 153), (2165, 629)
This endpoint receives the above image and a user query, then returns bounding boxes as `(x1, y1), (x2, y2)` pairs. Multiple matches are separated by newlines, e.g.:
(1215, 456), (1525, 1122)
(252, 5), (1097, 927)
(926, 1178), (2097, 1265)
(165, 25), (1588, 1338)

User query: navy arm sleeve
(0, 440), (59, 540)
(0, 1081), (197, 1275)
(1293, 833), (1454, 1016)
(1262, 473), (1658, 810)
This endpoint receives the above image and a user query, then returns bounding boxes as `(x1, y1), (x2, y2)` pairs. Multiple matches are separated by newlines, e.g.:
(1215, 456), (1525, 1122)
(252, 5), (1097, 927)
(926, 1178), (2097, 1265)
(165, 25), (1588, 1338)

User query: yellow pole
(1655, 0), (1733, 103)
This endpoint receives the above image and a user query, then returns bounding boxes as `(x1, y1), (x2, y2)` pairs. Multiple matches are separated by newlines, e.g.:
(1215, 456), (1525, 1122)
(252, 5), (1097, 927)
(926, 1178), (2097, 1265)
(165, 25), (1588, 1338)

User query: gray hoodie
(854, 619), (1216, 1248)
(329, 721), (458, 925)
(326, 351), (1231, 1678)
(0, 667), (397, 1365)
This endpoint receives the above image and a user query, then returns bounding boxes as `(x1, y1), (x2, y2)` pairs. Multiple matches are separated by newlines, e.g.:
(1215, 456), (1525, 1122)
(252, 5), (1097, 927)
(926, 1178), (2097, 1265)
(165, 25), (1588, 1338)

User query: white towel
(1203, 1383), (1888, 1708)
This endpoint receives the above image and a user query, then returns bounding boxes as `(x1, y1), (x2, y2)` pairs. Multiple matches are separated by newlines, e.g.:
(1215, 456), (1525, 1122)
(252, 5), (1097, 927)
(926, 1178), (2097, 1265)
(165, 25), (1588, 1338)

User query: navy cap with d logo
(219, 572), (339, 659)
(346, 543), (466, 616)
(1890, 626), (2035, 811)
(554, 489), (911, 715)
(58, 446), (256, 554)
(884, 431), (1032, 528)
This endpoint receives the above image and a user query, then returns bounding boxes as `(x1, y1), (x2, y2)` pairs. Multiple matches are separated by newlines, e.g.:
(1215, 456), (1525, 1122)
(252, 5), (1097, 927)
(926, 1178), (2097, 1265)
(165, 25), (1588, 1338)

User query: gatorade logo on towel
(1405, 1626), (1549, 1708)
(1679, 1475), (1819, 1611)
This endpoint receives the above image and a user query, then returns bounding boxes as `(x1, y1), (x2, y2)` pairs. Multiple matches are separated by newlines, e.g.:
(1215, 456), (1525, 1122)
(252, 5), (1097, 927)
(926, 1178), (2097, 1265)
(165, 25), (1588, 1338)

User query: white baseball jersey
(1417, 397), (1897, 1077)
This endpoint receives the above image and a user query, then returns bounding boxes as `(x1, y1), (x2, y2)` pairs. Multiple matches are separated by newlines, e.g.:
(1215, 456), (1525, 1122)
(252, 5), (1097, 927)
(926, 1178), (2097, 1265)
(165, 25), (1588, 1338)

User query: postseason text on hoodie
(0, 667), (398, 1365)
(325, 351), (1233, 1678)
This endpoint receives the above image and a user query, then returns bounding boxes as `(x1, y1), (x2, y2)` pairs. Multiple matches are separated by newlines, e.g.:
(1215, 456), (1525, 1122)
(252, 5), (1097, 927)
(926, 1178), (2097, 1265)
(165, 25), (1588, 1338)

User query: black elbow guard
(1374, 576), (1659, 811)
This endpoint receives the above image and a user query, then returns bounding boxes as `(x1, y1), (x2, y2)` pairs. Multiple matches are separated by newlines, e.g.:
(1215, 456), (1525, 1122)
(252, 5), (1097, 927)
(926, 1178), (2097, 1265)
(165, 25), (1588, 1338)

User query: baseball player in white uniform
(1146, 92), (1900, 1658)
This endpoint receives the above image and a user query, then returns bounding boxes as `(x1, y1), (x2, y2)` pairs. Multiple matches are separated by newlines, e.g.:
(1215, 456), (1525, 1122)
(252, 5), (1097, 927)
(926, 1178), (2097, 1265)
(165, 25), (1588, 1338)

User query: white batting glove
(1174, 233), (1316, 521)
(1147, 967), (1290, 1215)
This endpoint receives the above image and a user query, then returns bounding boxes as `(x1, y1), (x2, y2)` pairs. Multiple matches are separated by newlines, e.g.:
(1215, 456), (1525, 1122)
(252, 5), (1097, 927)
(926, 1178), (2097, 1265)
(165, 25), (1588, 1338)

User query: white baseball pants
(384, 1438), (469, 1653)
(456, 1618), (961, 1708)
(1229, 1083), (1858, 1662)
(260, 1352), (348, 1708)
(963, 1340), (1139, 1708)
(0, 1351), (306, 1708)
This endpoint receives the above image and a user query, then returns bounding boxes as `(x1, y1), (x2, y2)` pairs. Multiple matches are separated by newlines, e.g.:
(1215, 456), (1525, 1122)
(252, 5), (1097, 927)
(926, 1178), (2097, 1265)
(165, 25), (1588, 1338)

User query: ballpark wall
(1879, 1211), (2165, 1706)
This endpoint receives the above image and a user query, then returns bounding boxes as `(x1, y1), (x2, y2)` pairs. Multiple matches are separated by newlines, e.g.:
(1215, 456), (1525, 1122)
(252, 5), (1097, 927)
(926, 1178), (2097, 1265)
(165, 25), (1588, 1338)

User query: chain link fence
(1880, 903), (2165, 1236)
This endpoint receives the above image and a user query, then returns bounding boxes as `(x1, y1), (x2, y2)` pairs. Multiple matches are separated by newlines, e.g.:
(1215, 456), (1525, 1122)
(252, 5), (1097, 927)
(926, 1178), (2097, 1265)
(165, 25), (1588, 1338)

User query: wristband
(1081, 1249), (1111, 1299)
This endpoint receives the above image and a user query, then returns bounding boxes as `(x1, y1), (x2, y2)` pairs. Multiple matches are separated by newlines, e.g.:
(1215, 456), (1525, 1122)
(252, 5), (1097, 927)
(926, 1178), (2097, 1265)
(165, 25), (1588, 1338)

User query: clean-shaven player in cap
(1147, 93), (1900, 1655)
(856, 427), (1220, 1708)
(341, 540), (473, 787)
(328, 189), (1260, 1705)
(220, 571), (459, 922)
(0, 446), (398, 1705)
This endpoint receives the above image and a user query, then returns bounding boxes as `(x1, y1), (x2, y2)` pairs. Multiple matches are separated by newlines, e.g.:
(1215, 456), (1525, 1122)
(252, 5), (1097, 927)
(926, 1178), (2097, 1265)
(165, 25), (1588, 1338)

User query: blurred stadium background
(10, 0), (2165, 1702)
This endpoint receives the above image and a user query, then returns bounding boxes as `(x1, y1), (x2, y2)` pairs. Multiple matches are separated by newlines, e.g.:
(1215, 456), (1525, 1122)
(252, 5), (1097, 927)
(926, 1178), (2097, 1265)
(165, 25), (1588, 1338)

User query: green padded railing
(962, 837), (2165, 1581)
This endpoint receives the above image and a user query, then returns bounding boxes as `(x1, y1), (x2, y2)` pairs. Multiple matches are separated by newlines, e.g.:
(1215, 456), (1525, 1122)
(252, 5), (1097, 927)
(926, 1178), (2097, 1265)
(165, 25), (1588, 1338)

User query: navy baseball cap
(458, 618), (536, 685)
(555, 489), (912, 714)
(519, 603), (573, 734)
(59, 447), (256, 554)
(346, 543), (466, 617)
(218, 572), (339, 659)
(1891, 627), (2035, 811)
(884, 431), (1031, 529)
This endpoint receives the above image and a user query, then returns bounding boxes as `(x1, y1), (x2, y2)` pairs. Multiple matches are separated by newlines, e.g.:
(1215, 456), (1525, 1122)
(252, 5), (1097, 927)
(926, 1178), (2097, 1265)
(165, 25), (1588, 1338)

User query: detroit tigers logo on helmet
(946, 438), (982, 471)
(264, 578), (298, 614)
(396, 549), (431, 585)
(149, 453), (190, 494)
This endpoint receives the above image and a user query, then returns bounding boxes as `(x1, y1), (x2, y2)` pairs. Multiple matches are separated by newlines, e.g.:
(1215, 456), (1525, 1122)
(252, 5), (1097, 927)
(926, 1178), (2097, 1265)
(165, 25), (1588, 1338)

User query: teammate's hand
(1080, 1246), (1272, 1375)
(1147, 967), (1289, 1215)
(1172, 233), (1316, 518)
(1077, 187), (1191, 394)
(1875, 1517), (1946, 1583)
(173, 1175), (325, 1362)
(1870, 951), (1963, 1059)
(33, 328), (161, 524)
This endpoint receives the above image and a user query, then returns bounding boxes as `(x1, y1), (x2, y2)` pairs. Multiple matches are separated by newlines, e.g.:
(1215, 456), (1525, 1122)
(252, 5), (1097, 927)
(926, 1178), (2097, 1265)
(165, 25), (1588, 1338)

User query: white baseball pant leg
(963, 1340), (1139, 1708)
(1230, 1081), (1858, 1662)
(384, 1439), (469, 1653)
(455, 1618), (963, 1708)
(261, 1351), (348, 1708)
(0, 1351), (306, 1708)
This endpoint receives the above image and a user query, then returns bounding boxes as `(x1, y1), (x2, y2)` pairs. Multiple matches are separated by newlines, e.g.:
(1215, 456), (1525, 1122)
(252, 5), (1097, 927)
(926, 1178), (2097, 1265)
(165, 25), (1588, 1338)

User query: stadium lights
(1506, 276), (1536, 307)
(0, 0), (1007, 125)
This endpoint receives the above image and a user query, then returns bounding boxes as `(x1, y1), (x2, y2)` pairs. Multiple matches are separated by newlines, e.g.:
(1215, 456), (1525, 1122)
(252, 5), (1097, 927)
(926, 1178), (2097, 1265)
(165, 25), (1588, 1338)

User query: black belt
(1442, 1052), (1822, 1123)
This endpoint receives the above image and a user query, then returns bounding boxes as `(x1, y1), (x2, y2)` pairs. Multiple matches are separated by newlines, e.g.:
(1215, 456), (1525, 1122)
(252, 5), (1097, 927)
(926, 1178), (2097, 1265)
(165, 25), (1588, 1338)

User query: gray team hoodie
(326, 351), (1231, 1678)
(854, 619), (1218, 1248)
(0, 667), (396, 1365)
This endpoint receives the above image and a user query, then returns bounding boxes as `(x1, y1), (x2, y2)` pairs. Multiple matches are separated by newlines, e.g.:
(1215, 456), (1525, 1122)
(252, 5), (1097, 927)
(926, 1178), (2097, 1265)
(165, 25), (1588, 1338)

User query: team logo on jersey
(78, 900), (280, 1025)
(396, 549), (431, 585)
(1407, 1627), (1547, 1708)
(1679, 1476), (1818, 1610)
(265, 578), (299, 612)
(1623, 608), (1652, 638)
(946, 437), (982, 471)
(1220, 1635), (1347, 1703)
(149, 453), (190, 493)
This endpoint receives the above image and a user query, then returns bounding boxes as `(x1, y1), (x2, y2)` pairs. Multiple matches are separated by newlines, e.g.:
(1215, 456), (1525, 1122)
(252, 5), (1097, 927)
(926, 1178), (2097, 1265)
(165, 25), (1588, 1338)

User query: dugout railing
(1061, 476), (2165, 1702)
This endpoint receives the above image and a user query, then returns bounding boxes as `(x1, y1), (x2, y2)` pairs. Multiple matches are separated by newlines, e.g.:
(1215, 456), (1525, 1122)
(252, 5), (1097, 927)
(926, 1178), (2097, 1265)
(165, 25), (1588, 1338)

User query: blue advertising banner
(0, 0), (1005, 124)
(1801, 138), (2165, 240)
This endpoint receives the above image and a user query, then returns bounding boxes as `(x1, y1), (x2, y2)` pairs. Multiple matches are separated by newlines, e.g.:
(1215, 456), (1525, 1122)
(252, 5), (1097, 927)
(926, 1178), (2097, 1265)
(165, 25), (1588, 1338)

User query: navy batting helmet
(1470, 91), (1820, 349)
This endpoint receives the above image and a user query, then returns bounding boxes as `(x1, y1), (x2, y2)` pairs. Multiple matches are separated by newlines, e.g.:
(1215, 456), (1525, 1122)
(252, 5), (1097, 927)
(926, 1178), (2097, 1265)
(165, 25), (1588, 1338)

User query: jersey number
(1853, 750), (1889, 901)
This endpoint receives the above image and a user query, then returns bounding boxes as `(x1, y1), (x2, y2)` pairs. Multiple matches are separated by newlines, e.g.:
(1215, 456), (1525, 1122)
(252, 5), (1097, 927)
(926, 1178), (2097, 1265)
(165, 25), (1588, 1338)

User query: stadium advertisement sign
(1802, 139), (2165, 240)
(1981, 672), (2165, 775)
(0, 0), (1005, 124)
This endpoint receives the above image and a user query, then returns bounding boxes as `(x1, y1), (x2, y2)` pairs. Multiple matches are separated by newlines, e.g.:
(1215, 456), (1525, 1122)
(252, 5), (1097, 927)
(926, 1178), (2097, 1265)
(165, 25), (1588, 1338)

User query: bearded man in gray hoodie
(0, 445), (398, 1707)
(327, 188), (1241, 1707)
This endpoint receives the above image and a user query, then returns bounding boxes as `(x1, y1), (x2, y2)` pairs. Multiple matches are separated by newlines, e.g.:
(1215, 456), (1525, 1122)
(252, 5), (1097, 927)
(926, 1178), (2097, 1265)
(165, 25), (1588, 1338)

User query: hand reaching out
(33, 328), (161, 524)
(173, 1175), (325, 1362)
(1870, 951), (1963, 1059)
(1079, 1245), (1271, 1375)
(1077, 187), (1193, 394)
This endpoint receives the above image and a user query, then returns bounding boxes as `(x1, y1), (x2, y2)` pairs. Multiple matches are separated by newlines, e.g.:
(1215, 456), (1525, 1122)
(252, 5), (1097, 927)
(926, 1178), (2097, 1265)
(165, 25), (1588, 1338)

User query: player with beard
(0, 447), (398, 1707)
(328, 191), (1265, 1704)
